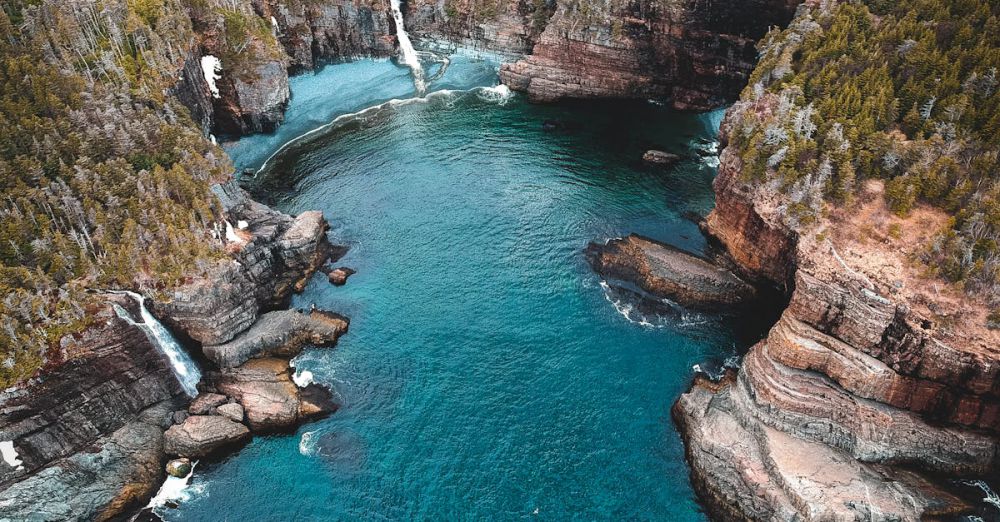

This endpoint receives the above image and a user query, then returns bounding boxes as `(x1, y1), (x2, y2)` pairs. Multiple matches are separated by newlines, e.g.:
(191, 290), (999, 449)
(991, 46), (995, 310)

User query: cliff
(0, 297), (185, 520)
(499, 0), (799, 109)
(0, 1), (345, 518)
(673, 81), (1000, 521)
(176, 0), (805, 137)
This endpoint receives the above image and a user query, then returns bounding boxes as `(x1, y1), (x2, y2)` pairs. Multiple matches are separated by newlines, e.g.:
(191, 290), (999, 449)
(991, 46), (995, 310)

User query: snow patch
(0, 441), (23, 470)
(237, 220), (249, 229)
(271, 16), (280, 33)
(200, 55), (222, 99)
(225, 221), (245, 244)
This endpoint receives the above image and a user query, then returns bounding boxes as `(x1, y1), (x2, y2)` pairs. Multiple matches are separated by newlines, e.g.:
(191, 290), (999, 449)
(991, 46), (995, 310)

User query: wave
(598, 280), (710, 331)
(300, 430), (319, 456)
(961, 479), (1000, 511)
(254, 85), (517, 177)
(147, 462), (206, 513)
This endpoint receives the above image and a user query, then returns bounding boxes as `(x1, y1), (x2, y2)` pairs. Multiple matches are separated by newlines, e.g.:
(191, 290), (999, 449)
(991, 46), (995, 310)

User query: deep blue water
(167, 56), (733, 521)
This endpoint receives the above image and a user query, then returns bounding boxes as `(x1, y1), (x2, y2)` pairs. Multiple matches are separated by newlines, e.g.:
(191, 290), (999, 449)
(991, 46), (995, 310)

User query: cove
(167, 57), (734, 520)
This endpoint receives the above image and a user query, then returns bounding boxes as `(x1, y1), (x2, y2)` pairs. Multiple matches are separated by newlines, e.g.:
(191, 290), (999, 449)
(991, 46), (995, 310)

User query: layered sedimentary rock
(163, 415), (251, 457)
(674, 97), (1000, 519)
(0, 299), (184, 519)
(152, 182), (332, 346)
(252, 0), (395, 71)
(499, 0), (799, 108)
(586, 234), (756, 310)
(406, 0), (551, 59)
(203, 309), (349, 368)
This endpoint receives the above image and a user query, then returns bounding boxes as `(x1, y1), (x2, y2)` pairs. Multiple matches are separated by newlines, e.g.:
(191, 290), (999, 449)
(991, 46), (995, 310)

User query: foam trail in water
(147, 461), (204, 512)
(113, 291), (201, 397)
(300, 430), (319, 456)
(963, 479), (1000, 510)
(255, 86), (516, 176)
(389, 0), (426, 94)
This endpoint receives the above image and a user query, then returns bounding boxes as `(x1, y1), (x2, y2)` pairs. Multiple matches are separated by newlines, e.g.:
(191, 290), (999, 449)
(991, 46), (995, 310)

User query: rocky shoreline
(0, 179), (350, 520)
(654, 103), (999, 519)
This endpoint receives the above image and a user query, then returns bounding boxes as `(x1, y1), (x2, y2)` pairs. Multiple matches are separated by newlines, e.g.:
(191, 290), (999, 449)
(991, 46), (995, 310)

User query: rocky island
(1, 0), (998, 519)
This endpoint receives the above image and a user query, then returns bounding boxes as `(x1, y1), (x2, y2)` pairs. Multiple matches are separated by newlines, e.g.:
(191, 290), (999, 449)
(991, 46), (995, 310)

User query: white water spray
(389, 0), (426, 94)
(113, 291), (201, 397)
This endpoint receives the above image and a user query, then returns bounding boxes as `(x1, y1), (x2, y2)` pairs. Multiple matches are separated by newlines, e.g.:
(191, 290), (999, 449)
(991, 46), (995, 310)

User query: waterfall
(389, 0), (426, 94)
(112, 291), (201, 397)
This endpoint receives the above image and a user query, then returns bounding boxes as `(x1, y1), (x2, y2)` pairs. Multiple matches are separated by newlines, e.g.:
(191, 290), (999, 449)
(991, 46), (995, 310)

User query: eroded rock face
(405, 0), (550, 59)
(153, 182), (332, 346)
(0, 396), (179, 521)
(499, 0), (799, 109)
(203, 358), (335, 432)
(0, 298), (182, 486)
(586, 234), (756, 310)
(674, 84), (1000, 519)
(163, 415), (251, 458)
(203, 309), (349, 368)
(253, 0), (395, 71)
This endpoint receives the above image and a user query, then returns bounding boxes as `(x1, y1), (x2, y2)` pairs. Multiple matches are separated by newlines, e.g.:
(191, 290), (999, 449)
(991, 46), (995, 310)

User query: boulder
(163, 415), (250, 458)
(202, 309), (349, 369)
(216, 403), (244, 423)
(205, 358), (302, 432)
(586, 234), (756, 310)
(327, 267), (356, 286)
(188, 393), (228, 415)
(165, 458), (192, 478)
(642, 150), (681, 165)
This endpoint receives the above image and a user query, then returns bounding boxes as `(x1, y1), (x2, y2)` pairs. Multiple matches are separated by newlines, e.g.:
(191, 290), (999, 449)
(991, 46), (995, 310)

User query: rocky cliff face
(0, 181), (340, 520)
(151, 182), (332, 345)
(673, 100), (1000, 520)
(253, 0), (396, 72)
(0, 297), (185, 520)
(499, 0), (800, 108)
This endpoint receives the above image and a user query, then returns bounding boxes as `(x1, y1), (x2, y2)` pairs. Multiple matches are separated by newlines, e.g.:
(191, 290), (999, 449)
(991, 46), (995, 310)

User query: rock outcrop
(673, 92), (1000, 519)
(406, 0), (552, 59)
(0, 297), (183, 486)
(152, 182), (333, 346)
(253, 0), (396, 72)
(163, 415), (251, 458)
(203, 309), (349, 368)
(0, 402), (177, 522)
(0, 301), (184, 521)
(499, 0), (799, 109)
(202, 358), (337, 432)
(586, 234), (756, 310)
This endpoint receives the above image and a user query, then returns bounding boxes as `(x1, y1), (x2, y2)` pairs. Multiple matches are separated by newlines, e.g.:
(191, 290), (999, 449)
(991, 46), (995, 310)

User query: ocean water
(167, 56), (734, 521)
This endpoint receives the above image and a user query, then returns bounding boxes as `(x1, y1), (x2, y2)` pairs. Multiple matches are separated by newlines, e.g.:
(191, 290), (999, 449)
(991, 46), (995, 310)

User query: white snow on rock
(225, 221), (246, 244)
(1, 441), (24, 470)
(237, 220), (249, 229)
(200, 55), (222, 99)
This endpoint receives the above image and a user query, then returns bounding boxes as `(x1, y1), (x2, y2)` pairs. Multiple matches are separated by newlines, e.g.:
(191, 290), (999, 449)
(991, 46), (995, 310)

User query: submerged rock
(163, 415), (250, 458)
(586, 234), (756, 310)
(202, 309), (348, 369)
(642, 150), (681, 166)
(327, 267), (356, 286)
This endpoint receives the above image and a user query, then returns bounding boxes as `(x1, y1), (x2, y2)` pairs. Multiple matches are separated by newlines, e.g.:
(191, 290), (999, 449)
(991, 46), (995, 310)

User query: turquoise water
(168, 58), (734, 520)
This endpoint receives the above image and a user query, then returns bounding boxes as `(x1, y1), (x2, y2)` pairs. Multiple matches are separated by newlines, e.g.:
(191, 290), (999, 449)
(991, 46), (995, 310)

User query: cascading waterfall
(389, 0), (426, 94)
(112, 291), (201, 397)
